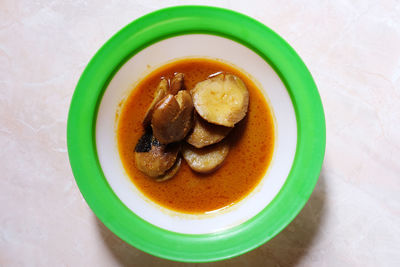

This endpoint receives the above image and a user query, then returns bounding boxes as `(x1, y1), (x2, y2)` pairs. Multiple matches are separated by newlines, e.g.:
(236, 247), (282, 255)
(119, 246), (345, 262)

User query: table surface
(1, 0), (399, 266)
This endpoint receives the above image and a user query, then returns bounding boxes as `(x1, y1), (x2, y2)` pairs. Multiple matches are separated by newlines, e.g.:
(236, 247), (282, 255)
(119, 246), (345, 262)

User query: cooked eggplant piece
(175, 90), (193, 136)
(142, 78), (168, 127)
(134, 130), (179, 177)
(155, 157), (182, 182)
(186, 112), (232, 148)
(182, 140), (230, 173)
(191, 73), (249, 127)
(151, 90), (194, 144)
(169, 72), (185, 95)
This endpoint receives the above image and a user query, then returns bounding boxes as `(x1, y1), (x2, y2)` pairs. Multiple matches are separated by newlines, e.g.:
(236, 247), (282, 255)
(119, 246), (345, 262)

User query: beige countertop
(1, 0), (399, 266)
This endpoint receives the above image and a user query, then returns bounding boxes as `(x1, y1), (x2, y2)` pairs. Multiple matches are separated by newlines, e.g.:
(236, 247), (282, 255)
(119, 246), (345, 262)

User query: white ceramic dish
(96, 34), (297, 234)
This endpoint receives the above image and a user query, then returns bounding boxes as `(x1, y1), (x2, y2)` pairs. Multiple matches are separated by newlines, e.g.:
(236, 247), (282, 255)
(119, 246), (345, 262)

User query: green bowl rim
(67, 5), (325, 263)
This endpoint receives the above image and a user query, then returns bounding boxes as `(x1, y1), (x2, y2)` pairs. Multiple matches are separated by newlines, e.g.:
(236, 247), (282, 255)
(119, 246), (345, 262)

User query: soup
(117, 58), (274, 214)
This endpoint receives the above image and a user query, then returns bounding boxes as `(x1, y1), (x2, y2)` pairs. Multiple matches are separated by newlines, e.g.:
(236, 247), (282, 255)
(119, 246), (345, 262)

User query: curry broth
(117, 58), (274, 213)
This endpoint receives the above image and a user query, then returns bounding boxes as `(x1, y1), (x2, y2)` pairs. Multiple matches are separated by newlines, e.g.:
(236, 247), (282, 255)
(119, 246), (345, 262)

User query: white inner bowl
(96, 34), (297, 234)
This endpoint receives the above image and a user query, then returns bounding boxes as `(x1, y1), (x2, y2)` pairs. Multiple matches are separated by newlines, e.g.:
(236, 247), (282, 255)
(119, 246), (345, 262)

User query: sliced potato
(186, 112), (232, 148)
(169, 72), (184, 95)
(151, 91), (194, 144)
(156, 157), (182, 182)
(191, 73), (249, 127)
(142, 78), (168, 127)
(135, 130), (179, 177)
(182, 141), (229, 173)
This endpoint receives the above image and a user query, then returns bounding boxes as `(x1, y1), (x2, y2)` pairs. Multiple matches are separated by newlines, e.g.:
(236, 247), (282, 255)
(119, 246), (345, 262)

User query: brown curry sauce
(117, 58), (274, 214)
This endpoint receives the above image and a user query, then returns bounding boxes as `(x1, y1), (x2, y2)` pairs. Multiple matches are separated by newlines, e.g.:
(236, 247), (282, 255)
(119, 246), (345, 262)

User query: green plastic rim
(67, 6), (325, 263)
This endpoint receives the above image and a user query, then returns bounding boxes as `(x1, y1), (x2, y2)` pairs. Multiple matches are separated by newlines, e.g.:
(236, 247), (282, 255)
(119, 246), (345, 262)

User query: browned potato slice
(182, 141), (229, 173)
(156, 157), (182, 182)
(142, 78), (168, 127)
(134, 130), (179, 177)
(151, 90), (194, 144)
(169, 72), (184, 95)
(186, 112), (232, 148)
(191, 73), (249, 127)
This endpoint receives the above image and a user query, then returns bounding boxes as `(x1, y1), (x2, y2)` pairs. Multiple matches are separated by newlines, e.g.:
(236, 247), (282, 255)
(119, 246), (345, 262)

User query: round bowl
(67, 6), (325, 262)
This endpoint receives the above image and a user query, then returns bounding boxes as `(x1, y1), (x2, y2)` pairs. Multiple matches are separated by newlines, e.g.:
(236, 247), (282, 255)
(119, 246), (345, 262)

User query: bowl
(67, 6), (325, 262)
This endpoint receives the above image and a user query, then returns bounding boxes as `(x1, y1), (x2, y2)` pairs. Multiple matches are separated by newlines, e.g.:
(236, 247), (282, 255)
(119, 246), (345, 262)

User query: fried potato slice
(186, 112), (231, 148)
(182, 141), (229, 173)
(191, 73), (249, 127)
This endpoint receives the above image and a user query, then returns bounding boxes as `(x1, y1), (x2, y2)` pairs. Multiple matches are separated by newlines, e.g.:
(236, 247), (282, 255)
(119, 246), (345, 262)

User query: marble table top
(1, 0), (399, 266)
